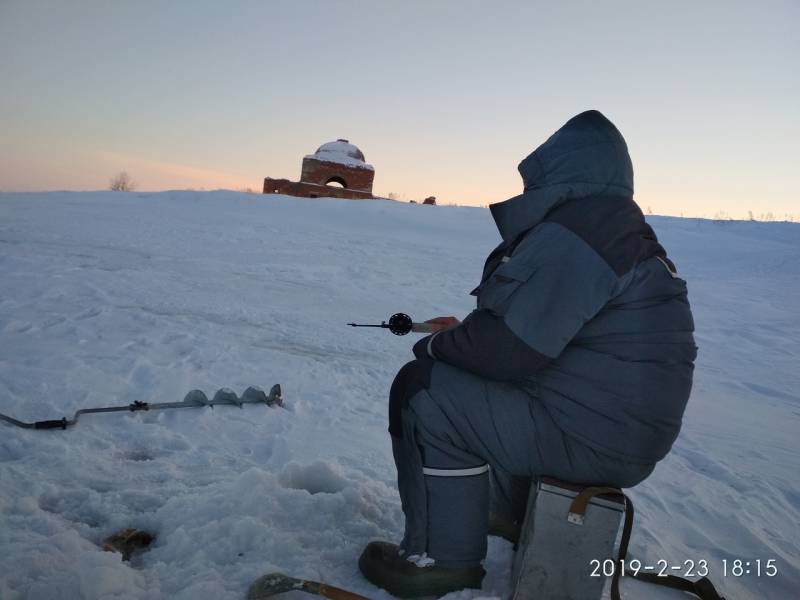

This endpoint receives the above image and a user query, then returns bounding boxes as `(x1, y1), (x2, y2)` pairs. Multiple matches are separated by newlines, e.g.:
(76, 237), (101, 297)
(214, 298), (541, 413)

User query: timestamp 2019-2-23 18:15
(589, 558), (779, 578)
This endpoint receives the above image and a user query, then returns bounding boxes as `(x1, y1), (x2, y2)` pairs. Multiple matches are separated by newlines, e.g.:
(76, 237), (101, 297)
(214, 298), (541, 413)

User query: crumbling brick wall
(300, 158), (374, 193)
(263, 178), (374, 200)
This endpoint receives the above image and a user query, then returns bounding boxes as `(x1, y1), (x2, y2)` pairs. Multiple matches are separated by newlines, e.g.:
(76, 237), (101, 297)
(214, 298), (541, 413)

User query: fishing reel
(348, 312), (435, 336)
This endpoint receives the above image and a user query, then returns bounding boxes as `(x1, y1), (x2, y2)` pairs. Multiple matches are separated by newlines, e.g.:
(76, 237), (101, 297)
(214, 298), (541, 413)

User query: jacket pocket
(477, 260), (536, 312)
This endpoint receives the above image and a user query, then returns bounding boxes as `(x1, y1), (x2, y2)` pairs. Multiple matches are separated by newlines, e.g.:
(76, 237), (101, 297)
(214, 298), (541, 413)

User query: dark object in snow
(0, 384), (282, 430)
(348, 313), (436, 336)
(102, 528), (155, 561)
(423, 196), (436, 205)
(248, 572), (369, 600)
(359, 540), (484, 598)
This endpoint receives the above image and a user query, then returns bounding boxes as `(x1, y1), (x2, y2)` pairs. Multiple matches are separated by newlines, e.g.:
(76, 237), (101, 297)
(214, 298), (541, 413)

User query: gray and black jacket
(413, 110), (697, 464)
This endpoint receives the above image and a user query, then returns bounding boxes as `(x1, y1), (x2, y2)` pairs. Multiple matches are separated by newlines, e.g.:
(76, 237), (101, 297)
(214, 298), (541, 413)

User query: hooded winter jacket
(413, 110), (697, 463)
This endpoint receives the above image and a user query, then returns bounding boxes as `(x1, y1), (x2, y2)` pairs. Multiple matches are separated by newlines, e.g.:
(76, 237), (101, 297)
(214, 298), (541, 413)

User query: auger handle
(34, 418), (68, 430)
(247, 573), (370, 600)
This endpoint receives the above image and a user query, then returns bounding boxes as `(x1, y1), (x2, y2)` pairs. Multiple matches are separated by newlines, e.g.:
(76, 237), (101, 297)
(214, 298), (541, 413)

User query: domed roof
(305, 139), (374, 171)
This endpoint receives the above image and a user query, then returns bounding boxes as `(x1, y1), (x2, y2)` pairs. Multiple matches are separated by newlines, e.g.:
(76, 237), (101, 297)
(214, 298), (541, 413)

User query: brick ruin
(263, 139), (376, 200)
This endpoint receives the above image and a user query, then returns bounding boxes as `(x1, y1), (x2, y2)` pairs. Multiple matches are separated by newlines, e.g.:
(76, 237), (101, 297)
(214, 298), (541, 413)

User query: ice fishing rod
(347, 312), (436, 336)
(0, 384), (282, 430)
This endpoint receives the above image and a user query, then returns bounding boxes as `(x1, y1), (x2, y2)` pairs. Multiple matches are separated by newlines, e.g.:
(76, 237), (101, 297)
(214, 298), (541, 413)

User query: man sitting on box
(359, 110), (697, 598)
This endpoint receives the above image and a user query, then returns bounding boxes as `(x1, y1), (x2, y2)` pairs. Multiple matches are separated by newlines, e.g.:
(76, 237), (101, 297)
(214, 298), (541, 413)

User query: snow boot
(358, 541), (485, 598)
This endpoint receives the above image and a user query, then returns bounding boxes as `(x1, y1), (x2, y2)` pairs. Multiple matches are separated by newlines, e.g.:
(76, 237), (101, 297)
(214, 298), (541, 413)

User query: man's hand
(412, 316), (461, 360)
(424, 316), (461, 332)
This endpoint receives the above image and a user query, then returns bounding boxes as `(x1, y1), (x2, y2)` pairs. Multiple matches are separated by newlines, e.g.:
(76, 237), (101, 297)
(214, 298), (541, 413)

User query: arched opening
(325, 176), (347, 188)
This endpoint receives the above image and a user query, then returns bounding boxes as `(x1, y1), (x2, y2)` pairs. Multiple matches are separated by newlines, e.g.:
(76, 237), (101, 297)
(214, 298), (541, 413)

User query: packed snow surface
(0, 191), (798, 600)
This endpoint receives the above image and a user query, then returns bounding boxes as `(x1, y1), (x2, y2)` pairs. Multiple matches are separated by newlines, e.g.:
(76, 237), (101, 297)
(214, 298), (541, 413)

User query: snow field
(0, 191), (798, 599)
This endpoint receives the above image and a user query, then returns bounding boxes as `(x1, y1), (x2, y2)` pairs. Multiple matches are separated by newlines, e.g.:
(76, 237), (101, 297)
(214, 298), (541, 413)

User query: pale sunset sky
(1, 1), (797, 218)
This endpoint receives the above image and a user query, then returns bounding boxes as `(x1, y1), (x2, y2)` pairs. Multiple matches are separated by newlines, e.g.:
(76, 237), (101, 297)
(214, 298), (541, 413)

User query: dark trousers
(390, 359), (654, 567)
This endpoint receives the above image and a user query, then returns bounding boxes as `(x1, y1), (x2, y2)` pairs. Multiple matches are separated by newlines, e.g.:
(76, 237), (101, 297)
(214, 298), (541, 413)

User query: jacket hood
(490, 110), (634, 242)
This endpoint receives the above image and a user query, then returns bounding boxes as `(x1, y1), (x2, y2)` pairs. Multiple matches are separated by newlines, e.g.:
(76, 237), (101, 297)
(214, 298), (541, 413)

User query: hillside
(1, 191), (798, 599)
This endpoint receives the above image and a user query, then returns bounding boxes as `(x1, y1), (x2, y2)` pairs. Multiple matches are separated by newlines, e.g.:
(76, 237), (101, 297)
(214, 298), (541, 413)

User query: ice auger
(0, 384), (282, 430)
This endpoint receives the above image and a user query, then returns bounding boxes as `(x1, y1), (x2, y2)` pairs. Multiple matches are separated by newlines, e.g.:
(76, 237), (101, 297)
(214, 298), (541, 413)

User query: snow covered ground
(0, 191), (797, 600)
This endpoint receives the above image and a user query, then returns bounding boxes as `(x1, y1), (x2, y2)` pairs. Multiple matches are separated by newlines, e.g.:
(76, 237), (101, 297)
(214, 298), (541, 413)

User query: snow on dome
(316, 139), (366, 162)
(304, 139), (374, 171)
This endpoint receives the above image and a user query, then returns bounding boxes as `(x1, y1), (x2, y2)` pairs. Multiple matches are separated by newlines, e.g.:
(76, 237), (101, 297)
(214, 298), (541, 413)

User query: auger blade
(267, 384), (283, 407)
(241, 386), (268, 404)
(212, 387), (242, 407)
(182, 389), (210, 406)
